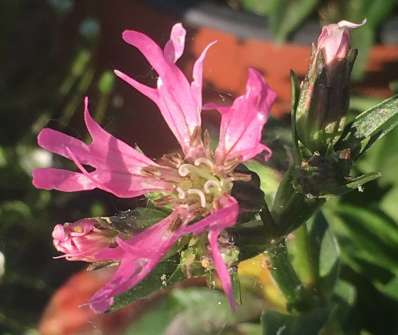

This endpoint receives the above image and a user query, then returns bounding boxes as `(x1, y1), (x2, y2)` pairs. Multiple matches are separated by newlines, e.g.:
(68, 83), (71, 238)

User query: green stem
(267, 241), (306, 311)
(260, 167), (326, 311)
(271, 167), (324, 237)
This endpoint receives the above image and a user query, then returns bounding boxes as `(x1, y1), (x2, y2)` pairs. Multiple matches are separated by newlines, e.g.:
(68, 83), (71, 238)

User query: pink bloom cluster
(33, 23), (276, 313)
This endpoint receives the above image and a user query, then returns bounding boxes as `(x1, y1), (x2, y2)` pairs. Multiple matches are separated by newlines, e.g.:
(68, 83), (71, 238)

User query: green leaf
(261, 308), (329, 335)
(344, 172), (381, 191)
(375, 276), (398, 301)
(314, 214), (340, 296)
(122, 294), (180, 335)
(333, 279), (356, 307)
(111, 257), (182, 311)
(244, 160), (281, 204)
(240, 0), (272, 16)
(357, 126), (398, 187)
(339, 95), (398, 157)
(320, 280), (356, 335)
(268, 0), (320, 42)
(324, 204), (398, 272)
(288, 212), (340, 297)
(123, 287), (264, 335)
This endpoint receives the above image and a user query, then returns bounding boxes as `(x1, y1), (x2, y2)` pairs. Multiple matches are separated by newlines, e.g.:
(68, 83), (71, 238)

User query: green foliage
(123, 287), (264, 335)
(340, 0), (397, 80)
(241, 0), (320, 42)
(338, 95), (398, 158)
(261, 308), (329, 335)
(288, 213), (340, 297)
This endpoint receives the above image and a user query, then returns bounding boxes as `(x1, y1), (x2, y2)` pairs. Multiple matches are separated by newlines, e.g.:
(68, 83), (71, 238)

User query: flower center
(174, 158), (232, 211)
(145, 153), (251, 215)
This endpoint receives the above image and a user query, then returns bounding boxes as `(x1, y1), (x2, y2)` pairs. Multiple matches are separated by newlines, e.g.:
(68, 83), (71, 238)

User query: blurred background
(1, 0), (398, 334)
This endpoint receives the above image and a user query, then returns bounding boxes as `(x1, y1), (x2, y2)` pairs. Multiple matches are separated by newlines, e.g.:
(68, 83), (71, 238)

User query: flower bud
(317, 20), (366, 65)
(53, 218), (115, 262)
(294, 19), (366, 154)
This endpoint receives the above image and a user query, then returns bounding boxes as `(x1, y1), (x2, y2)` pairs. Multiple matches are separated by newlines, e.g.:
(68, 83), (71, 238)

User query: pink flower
(33, 23), (276, 312)
(52, 218), (115, 262)
(317, 19), (366, 65)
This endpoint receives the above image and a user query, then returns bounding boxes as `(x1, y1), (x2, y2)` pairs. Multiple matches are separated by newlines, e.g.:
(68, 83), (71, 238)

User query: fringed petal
(116, 23), (215, 156)
(34, 98), (171, 197)
(180, 196), (239, 308)
(209, 68), (276, 164)
(88, 212), (180, 313)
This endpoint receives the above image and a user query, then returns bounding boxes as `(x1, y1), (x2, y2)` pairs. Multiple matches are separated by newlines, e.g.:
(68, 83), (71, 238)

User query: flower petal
(209, 68), (276, 163)
(209, 228), (236, 309)
(181, 196), (239, 236)
(34, 98), (172, 197)
(180, 196), (239, 308)
(116, 23), (214, 156)
(164, 23), (186, 63)
(88, 212), (180, 313)
(191, 41), (217, 110)
(32, 168), (96, 192)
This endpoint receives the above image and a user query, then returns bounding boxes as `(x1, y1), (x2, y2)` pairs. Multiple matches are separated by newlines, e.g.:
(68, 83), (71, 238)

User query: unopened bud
(52, 218), (115, 262)
(295, 19), (366, 154)
(317, 20), (366, 65)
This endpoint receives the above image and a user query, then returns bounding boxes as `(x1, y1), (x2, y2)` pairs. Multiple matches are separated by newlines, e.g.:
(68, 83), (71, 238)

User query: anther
(204, 180), (222, 194)
(176, 187), (186, 199)
(194, 157), (214, 169)
(178, 164), (193, 177)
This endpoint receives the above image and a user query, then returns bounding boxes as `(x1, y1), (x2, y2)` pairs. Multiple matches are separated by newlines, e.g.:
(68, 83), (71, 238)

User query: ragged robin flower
(32, 23), (276, 313)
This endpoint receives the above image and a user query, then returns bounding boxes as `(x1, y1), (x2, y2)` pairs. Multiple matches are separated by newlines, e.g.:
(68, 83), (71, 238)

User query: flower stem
(270, 167), (324, 237)
(267, 241), (307, 311)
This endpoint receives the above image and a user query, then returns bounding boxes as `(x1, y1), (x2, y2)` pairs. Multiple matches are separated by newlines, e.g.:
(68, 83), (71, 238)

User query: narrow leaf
(339, 95), (398, 157)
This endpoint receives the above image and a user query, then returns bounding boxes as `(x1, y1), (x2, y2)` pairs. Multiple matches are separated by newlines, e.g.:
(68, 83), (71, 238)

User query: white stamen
(194, 157), (214, 169)
(176, 187), (186, 199)
(204, 180), (222, 193)
(178, 164), (192, 177)
(187, 189), (207, 208)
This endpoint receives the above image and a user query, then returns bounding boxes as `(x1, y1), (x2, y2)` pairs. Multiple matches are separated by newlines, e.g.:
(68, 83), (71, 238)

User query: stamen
(194, 157), (214, 169)
(187, 189), (207, 208)
(178, 164), (193, 177)
(141, 166), (161, 177)
(204, 180), (222, 193)
(222, 157), (241, 173)
(176, 187), (186, 199)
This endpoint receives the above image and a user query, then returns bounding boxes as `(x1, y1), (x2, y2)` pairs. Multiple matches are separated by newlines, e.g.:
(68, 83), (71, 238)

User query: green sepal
(290, 70), (301, 164)
(318, 171), (381, 197)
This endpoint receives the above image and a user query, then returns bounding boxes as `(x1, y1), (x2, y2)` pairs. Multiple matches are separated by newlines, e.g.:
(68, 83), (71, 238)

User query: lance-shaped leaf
(337, 94), (398, 158)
